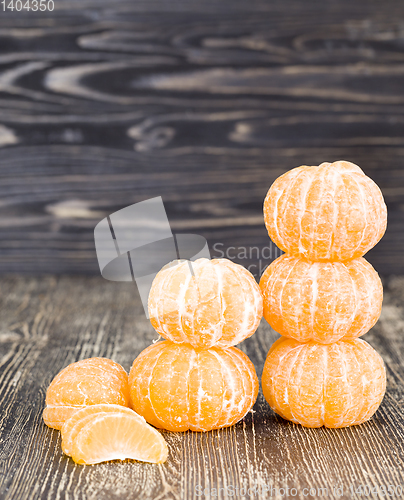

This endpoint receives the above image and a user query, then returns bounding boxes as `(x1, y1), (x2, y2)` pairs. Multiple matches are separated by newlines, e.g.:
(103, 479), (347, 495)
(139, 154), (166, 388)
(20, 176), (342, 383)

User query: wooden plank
(0, 275), (403, 499)
(0, 1), (402, 273)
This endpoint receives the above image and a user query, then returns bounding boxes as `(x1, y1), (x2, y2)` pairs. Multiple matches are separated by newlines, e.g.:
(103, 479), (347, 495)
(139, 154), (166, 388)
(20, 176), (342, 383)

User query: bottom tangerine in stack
(261, 337), (386, 428)
(129, 341), (258, 432)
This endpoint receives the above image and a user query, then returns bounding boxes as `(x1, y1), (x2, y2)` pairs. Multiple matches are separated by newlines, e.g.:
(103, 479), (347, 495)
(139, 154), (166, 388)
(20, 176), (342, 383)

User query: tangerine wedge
(43, 357), (130, 430)
(129, 341), (258, 432)
(61, 404), (139, 457)
(148, 258), (263, 349)
(263, 160), (387, 261)
(68, 410), (168, 465)
(260, 254), (383, 344)
(262, 337), (386, 428)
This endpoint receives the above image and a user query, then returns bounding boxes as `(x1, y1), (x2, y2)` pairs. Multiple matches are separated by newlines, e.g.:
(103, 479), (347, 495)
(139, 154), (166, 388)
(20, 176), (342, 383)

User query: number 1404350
(1, 0), (54, 11)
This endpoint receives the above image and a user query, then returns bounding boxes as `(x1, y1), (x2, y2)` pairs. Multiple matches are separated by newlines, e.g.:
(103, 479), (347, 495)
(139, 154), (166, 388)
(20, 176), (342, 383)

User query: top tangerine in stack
(148, 258), (263, 349)
(263, 160), (386, 262)
(260, 161), (387, 345)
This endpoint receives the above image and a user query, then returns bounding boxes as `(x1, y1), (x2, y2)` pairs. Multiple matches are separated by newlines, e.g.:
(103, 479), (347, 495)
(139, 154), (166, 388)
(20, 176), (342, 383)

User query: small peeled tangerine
(148, 258), (263, 348)
(43, 357), (130, 430)
(260, 254), (383, 344)
(61, 404), (168, 465)
(262, 337), (386, 428)
(263, 160), (387, 261)
(129, 340), (259, 432)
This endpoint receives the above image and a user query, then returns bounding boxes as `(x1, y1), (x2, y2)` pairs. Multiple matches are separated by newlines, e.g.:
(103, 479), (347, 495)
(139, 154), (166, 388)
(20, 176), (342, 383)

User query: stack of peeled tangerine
(44, 259), (263, 464)
(43, 159), (387, 465)
(260, 160), (387, 428)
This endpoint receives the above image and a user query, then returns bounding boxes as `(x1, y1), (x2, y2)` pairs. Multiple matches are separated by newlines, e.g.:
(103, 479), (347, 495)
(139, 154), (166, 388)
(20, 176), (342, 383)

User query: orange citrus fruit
(61, 404), (168, 464)
(260, 254), (383, 344)
(148, 258), (263, 348)
(61, 403), (138, 456)
(262, 337), (386, 428)
(263, 161), (387, 261)
(43, 357), (130, 430)
(129, 341), (258, 432)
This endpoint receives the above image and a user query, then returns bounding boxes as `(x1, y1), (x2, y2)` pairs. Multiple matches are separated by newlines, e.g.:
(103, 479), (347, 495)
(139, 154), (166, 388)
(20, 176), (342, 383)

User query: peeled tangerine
(43, 358), (130, 430)
(61, 404), (167, 464)
(260, 254), (383, 344)
(264, 160), (387, 261)
(262, 337), (386, 428)
(148, 258), (263, 349)
(129, 341), (258, 432)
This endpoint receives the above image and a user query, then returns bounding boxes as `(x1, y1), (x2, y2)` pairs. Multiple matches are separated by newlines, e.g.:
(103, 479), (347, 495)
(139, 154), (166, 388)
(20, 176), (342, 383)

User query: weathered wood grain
(0, 275), (403, 500)
(0, 1), (403, 274)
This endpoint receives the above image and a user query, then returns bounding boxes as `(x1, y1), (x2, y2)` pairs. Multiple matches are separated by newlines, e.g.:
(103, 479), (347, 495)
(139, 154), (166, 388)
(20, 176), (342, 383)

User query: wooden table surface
(0, 274), (403, 500)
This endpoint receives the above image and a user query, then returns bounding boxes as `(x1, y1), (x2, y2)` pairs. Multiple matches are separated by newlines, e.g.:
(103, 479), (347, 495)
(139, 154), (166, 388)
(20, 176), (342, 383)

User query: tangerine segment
(70, 412), (168, 465)
(262, 337), (386, 428)
(62, 404), (142, 457)
(43, 357), (130, 430)
(263, 161), (387, 261)
(260, 254), (383, 344)
(148, 258), (263, 349)
(129, 341), (258, 432)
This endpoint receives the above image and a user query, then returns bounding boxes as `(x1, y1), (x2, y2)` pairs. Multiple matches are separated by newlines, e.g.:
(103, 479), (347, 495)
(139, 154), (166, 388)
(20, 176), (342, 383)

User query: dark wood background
(0, 0), (402, 275)
(1, 1), (404, 499)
